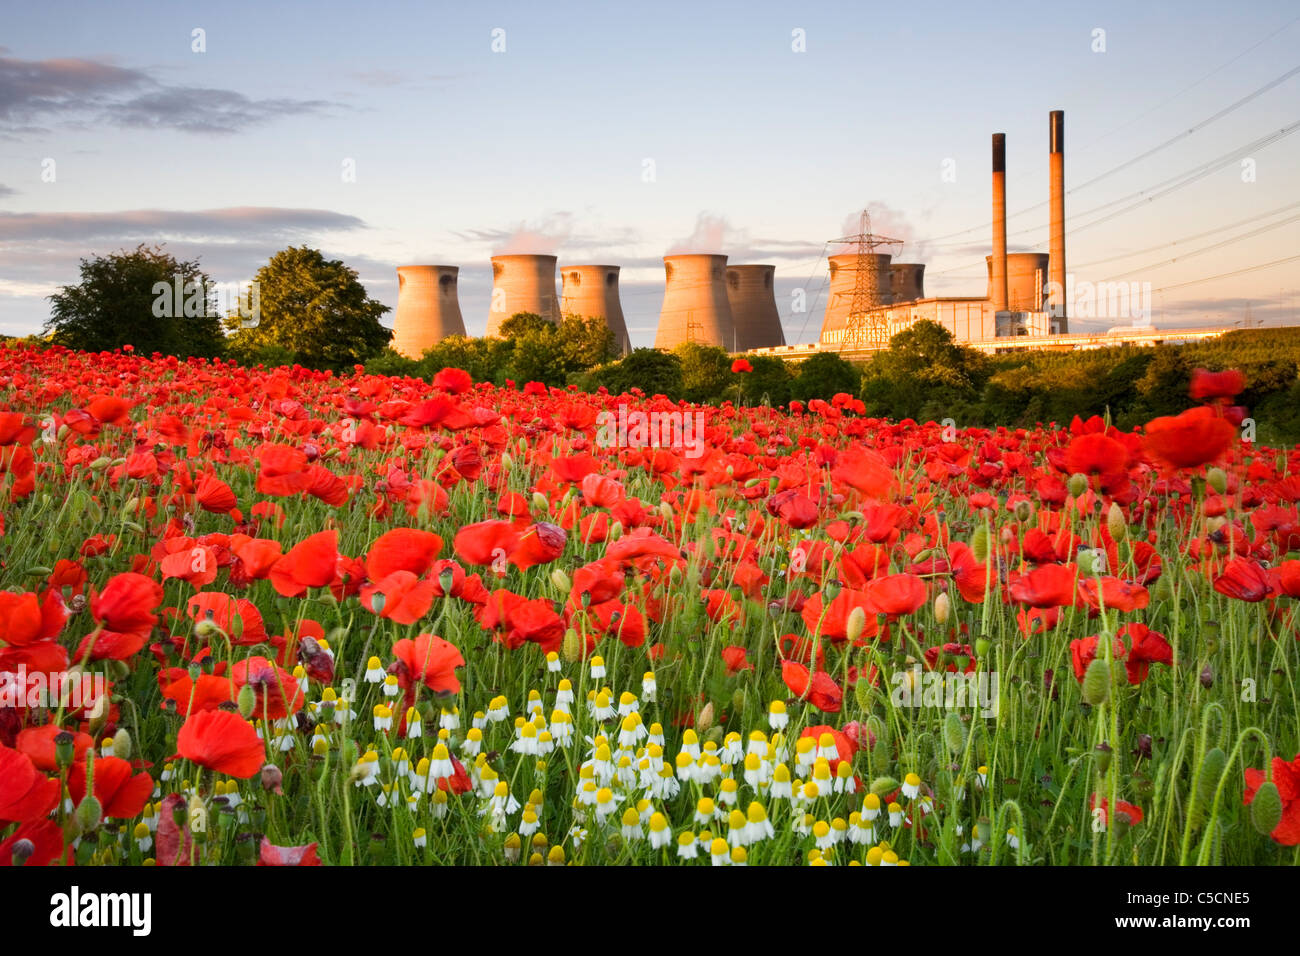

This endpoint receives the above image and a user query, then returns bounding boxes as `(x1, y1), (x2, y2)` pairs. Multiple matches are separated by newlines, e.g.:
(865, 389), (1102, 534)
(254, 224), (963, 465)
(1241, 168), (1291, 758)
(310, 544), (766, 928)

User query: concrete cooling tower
(986, 253), (1049, 312)
(487, 254), (559, 338)
(655, 254), (735, 351)
(889, 263), (925, 304)
(819, 252), (892, 340)
(393, 265), (466, 358)
(560, 264), (631, 355)
(725, 264), (785, 351)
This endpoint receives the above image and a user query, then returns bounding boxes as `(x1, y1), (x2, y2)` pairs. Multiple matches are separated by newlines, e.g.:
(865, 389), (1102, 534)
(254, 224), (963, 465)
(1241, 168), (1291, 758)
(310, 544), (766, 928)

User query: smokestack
(393, 265), (466, 358)
(1049, 110), (1067, 331)
(655, 254), (734, 351)
(561, 264), (631, 355)
(991, 133), (1009, 314)
(725, 264), (785, 351)
(487, 254), (559, 338)
(889, 263), (925, 303)
(819, 252), (892, 344)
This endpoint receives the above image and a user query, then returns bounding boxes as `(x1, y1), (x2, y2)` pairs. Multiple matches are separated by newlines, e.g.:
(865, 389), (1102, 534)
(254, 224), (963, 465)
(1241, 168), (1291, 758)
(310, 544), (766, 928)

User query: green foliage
(362, 348), (423, 379)
(44, 244), (225, 358)
(597, 348), (684, 397)
(674, 343), (733, 404)
(860, 320), (989, 420)
(413, 335), (515, 385)
(741, 355), (795, 407)
(792, 350), (863, 404)
(227, 246), (391, 370)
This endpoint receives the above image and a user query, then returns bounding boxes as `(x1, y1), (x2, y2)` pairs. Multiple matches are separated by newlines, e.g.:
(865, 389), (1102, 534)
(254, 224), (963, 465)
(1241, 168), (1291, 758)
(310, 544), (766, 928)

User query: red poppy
(186, 592), (267, 645)
(230, 656), (305, 720)
(1064, 432), (1129, 490)
(176, 709), (266, 778)
(452, 520), (520, 568)
(67, 755), (153, 820)
(160, 672), (235, 715)
(1213, 557), (1274, 602)
(721, 645), (752, 675)
(1117, 622), (1172, 684)
(196, 472), (237, 514)
(1144, 406), (1235, 470)
(1009, 563), (1078, 608)
(258, 838), (322, 866)
(781, 660), (843, 713)
(365, 528), (443, 581)
(90, 572), (164, 635)
(1078, 577), (1150, 614)
(800, 724), (857, 774)
(1090, 794), (1144, 828)
(269, 530), (339, 597)
(1243, 753), (1300, 846)
(432, 367), (473, 394)
(865, 573), (927, 617)
(1189, 368), (1245, 402)
(0, 589), (66, 647)
(14, 724), (93, 771)
(361, 570), (436, 625)
(1069, 633), (1126, 682)
(0, 819), (66, 867)
(510, 522), (568, 570)
(731, 358), (753, 374)
(0, 744), (60, 823)
(391, 634), (464, 695)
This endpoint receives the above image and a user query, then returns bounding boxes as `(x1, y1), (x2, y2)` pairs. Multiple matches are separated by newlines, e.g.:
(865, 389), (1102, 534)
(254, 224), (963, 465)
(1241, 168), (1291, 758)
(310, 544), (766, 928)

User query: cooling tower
(486, 254), (559, 338)
(1049, 110), (1068, 331)
(655, 254), (734, 351)
(820, 252), (892, 340)
(725, 264), (785, 351)
(889, 263), (925, 304)
(560, 264), (631, 355)
(991, 133), (1009, 313)
(393, 265), (466, 358)
(986, 253), (1049, 312)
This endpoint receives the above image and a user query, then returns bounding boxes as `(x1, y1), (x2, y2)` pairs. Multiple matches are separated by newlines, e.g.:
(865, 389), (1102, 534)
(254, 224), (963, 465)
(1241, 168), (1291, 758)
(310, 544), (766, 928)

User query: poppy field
(0, 340), (1297, 867)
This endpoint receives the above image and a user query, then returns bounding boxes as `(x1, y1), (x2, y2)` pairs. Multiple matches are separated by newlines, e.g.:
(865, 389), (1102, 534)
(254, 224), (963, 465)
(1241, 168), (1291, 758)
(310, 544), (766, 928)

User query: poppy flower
(160, 672), (235, 715)
(391, 634), (464, 696)
(831, 447), (893, 499)
(0, 745), (60, 823)
(0, 819), (66, 867)
(1243, 753), (1300, 845)
(731, 358), (753, 373)
(1144, 406), (1235, 470)
(1069, 633), (1127, 682)
(1189, 368), (1245, 402)
(432, 367), (473, 394)
(258, 838), (322, 866)
(1213, 557), (1274, 602)
(509, 522), (567, 570)
(0, 589), (66, 647)
(90, 572), (164, 635)
(781, 660), (843, 713)
(269, 530), (339, 597)
(361, 570), (436, 625)
(14, 724), (93, 772)
(365, 528), (443, 581)
(1078, 577), (1150, 614)
(453, 520), (520, 568)
(186, 592), (267, 645)
(865, 573), (927, 617)
(1090, 794), (1144, 828)
(1009, 563), (1078, 609)
(1117, 623), (1172, 684)
(1064, 432), (1130, 491)
(721, 646), (752, 675)
(176, 709), (266, 778)
(230, 656), (305, 720)
(67, 756), (153, 820)
(196, 472), (237, 514)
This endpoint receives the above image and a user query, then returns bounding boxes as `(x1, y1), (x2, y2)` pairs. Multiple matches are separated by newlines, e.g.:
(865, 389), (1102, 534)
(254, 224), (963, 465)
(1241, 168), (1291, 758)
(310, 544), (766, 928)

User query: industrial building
(725, 264), (785, 351)
(392, 265), (466, 359)
(560, 264), (632, 355)
(654, 254), (735, 351)
(487, 254), (560, 338)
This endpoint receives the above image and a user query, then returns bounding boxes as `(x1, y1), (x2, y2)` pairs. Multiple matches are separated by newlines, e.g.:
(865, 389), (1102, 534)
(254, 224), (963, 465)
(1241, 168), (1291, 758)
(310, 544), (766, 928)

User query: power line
(1151, 254), (1300, 293)
(1073, 200), (1300, 268)
(1100, 213), (1300, 281)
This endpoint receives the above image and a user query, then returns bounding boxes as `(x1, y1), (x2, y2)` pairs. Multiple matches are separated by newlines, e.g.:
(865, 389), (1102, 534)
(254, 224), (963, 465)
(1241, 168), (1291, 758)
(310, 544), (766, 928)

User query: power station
(725, 264), (785, 351)
(560, 264), (631, 355)
(654, 254), (734, 351)
(487, 254), (560, 338)
(392, 265), (466, 359)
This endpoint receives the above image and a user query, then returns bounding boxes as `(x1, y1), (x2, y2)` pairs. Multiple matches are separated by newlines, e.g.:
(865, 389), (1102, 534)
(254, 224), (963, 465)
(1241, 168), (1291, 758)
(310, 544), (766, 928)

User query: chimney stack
(1048, 110), (1068, 331)
(991, 133), (1009, 314)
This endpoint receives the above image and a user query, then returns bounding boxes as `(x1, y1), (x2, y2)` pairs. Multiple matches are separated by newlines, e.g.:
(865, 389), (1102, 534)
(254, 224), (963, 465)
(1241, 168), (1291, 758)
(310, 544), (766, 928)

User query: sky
(1, 0), (1298, 345)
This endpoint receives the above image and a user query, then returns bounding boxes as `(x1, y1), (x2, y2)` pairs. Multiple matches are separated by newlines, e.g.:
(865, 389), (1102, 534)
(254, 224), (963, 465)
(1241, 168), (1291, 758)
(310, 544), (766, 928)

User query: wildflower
(746, 802), (775, 843)
(413, 827), (427, 849)
(648, 812), (672, 849)
(769, 700), (789, 730)
(730, 846), (748, 866)
(813, 820), (834, 849)
(550, 711), (574, 746)
(888, 802), (904, 827)
(555, 679), (575, 709)
(382, 675), (401, 698)
(795, 737), (816, 775)
(472, 711), (487, 730)
(721, 733), (744, 765)
(511, 721), (540, 755)
(817, 733), (839, 762)
(352, 749), (380, 787)
(642, 671), (657, 701)
(503, 833), (521, 863)
(718, 777), (740, 807)
(487, 695), (509, 723)
(373, 703), (393, 733)
(364, 656), (384, 683)
(866, 846), (884, 866)
(405, 708), (423, 738)
(1006, 827), (1020, 849)
(835, 761), (856, 794)
(677, 831), (699, 859)
(680, 729), (701, 759)
(621, 806), (644, 841)
(439, 707), (459, 732)
(618, 691), (639, 716)
(810, 760), (834, 797)
(525, 690), (544, 718)
(727, 808), (749, 848)
(619, 713), (645, 748)
(590, 655), (606, 679)
(831, 817), (849, 844)
(695, 797), (719, 825)
(976, 766), (988, 790)
(595, 787), (617, 823)
(430, 790), (449, 819)
(771, 764), (793, 799)
(710, 837), (730, 866)
(647, 723), (664, 748)
(590, 689), (615, 721)
(850, 811), (874, 845)
(546, 651), (561, 673)
(902, 772), (921, 799)
(133, 821), (152, 853)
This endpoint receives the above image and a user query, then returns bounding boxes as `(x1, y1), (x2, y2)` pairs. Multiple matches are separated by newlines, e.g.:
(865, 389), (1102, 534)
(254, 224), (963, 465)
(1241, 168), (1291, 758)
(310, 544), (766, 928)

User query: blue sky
(1, 0), (1297, 344)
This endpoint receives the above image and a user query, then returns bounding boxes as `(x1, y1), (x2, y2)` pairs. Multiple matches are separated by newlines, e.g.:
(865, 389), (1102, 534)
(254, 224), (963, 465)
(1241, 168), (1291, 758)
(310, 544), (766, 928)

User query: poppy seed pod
(9, 839), (35, 866)
(854, 677), (873, 711)
(608, 520), (623, 541)
(1094, 742), (1112, 774)
(1067, 473), (1088, 499)
(54, 730), (76, 769)
(500, 451), (513, 470)
(1206, 467), (1227, 496)
(1249, 780), (1283, 836)
(1014, 500), (1035, 524)
(1082, 658), (1111, 706)
(970, 524), (989, 564)
(1199, 665), (1214, 689)
(1107, 502), (1127, 542)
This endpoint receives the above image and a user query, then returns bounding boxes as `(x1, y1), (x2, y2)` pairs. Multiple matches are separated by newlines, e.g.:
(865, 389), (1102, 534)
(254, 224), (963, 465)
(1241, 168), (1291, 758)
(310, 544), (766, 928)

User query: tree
(229, 246), (390, 369)
(859, 320), (988, 419)
(45, 244), (225, 357)
(599, 349), (684, 398)
(494, 312), (616, 387)
(792, 351), (862, 404)
(674, 343), (732, 403)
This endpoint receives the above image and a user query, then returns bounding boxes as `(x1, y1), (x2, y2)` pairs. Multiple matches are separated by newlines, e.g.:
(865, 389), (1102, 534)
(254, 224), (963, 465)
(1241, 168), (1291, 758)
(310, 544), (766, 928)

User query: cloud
(0, 183), (15, 198)
(459, 213), (577, 256)
(665, 212), (732, 255)
(0, 207), (366, 243)
(0, 54), (329, 135)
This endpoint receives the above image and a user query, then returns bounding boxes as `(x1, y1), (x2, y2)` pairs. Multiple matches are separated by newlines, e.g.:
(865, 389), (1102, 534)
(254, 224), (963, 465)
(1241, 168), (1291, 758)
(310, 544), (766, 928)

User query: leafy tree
(417, 335), (514, 385)
(556, 316), (617, 370)
(228, 246), (390, 369)
(674, 343), (732, 403)
(742, 355), (795, 407)
(792, 351), (862, 404)
(493, 312), (616, 386)
(45, 244), (225, 357)
(859, 320), (988, 419)
(497, 312), (553, 340)
(599, 348), (684, 398)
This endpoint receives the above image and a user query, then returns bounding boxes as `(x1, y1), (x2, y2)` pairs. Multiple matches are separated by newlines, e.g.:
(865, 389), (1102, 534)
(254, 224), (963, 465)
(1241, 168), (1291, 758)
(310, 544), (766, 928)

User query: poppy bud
(237, 683), (257, 719)
(1199, 665), (1213, 689)
(112, 728), (132, 761)
(970, 524), (989, 564)
(500, 451), (514, 470)
(9, 838), (34, 866)
(561, 628), (583, 663)
(1077, 548), (1106, 576)
(531, 492), (549, 512)
(1151, 573), (1174, 603)
(1014, 500), (1035, 524)
(75, 795), (103, 832)
(1206, 467), (1227, 496)
(1249, 780), (1283, 836)
(846, 607), (866, 644)
(1082, 658), (1111, 706)
(853, 677), (873, 711)
(261, 763), (284, 794)
(1205, 515), (1226, 535)
(1106, 502), (1127, 542)
(659, 501), (674, 523)
(823, 578), (843, 601)
(696, 702), (715, 735)
(1067, 473), (1088, 499)
(943, 712), (966, 757)
(89, 456), (112, 471)
(54, 730), (76, 769)
(1191, 748), (1227, 827)
(550, 569), (572, 596)
(1094, 741), (1112, 774)
(608, 521), (623, 542)
(869, 776), (899, 797)
(934, 592), (951, 625)
(975, 636), (991, 659)
(731, 689), (745, 716)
